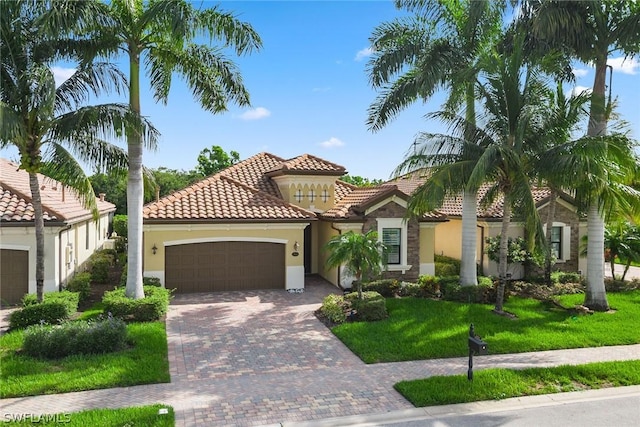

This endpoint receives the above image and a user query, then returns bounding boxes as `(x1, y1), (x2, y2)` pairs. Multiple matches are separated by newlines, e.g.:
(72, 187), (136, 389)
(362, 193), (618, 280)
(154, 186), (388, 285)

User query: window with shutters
(382, 228), (401, 264)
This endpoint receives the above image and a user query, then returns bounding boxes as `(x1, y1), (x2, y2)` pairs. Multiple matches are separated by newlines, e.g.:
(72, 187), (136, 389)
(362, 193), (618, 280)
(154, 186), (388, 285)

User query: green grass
(331, 291), (640, 363)
(0, 322), (170, 398)
(395, 360), (640, 406)
(2, 404), (174, 426)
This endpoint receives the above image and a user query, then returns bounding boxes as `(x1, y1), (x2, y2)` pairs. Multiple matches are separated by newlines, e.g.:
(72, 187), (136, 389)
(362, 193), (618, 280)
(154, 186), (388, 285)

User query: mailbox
(468, 336), (488, 355)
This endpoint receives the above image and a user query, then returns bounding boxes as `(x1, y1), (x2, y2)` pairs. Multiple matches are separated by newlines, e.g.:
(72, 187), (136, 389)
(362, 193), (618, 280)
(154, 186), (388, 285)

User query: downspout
(477, 224), (485, 276)
(58, 224), (72, 291)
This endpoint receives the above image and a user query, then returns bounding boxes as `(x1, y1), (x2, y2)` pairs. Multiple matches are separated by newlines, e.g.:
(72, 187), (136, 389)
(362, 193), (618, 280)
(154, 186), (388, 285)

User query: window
(382, 228), (401, 264)
(308, 188), (316, 203)
(294, 188), (303, 203)
(551, 226), (562, 259)
(321, 189), (329, 203)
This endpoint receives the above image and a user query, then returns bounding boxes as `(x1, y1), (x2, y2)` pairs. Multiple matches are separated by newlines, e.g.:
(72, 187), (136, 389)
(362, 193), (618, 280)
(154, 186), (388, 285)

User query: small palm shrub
(320, 294), (350, 324)
(22, 315), (127, 359)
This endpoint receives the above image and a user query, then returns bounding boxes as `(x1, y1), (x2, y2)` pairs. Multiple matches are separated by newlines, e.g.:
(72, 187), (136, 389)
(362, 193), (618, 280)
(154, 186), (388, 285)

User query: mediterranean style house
(142, 152), (586, 293)
(0, 158), (116, 305)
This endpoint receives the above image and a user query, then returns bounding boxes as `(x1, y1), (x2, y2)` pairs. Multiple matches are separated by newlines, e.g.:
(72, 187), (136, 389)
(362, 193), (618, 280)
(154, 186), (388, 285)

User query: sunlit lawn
(0, 321), (170, 398)
(332, 291), (640, 363)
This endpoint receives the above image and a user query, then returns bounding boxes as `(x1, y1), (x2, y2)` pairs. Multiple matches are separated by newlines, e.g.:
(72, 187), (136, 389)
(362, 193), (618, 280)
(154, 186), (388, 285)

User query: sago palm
(0, 0), (156, 301)
(88, 0), (262, 299)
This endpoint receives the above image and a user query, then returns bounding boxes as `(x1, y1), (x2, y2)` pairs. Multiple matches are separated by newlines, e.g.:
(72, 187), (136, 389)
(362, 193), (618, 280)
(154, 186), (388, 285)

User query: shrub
(418, 275), (441, 297)
(66, 272), (92, 303)
(440, 277), (498, 304)
(113, 214), (128, 238)
(9, 303), (68, 330)
(551, 271), (583, 284)
(114, 236), (127, 254)
(143, 276), (162, 287)
(22, 315), (127, 359)
(320, 294), (350, 324)
(434, 255), (460, 276)
(21, 291), (79, 317)
(89, 251), (115, 284)
(605, 278), (640, 292)
(398, 282), (423, 298)
(362, 279), (400, 297)
(345, 291), (388, 321)
(102, 285), (172, 321)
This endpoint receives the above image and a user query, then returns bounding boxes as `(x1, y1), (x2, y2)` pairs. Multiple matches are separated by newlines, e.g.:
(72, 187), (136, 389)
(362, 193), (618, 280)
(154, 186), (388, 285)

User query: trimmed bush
(418, 275), (441, 297)
(320, 294), (350, 324)
(551, 271), (583, 284)
(362, 279), (400, 297)
(606, 277), (640, 292)
(8, 303), (68, 330)
(434, 255), (460, 276)
(143, 276), (162, 287)
(22, 315), (127, 359)
(398, 282), (423, 297)
(441, 277), (497, 304)
(113, 214), (128, 238)
(66, 272), (92, 303)
(21, 291), (79, 317)
(89, 251), (115, 284)
(345, 291), (388, 321)
(102, 285), (172, 322)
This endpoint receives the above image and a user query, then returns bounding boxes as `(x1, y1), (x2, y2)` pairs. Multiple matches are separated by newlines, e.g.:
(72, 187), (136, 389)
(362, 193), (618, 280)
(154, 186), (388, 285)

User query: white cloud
(572, 85), (592, 96)
(607, 57), (640, 75)
(51, 66), (76, 87)
(572, 67), (589, 78)
(319, 137), (344, 148)
(354, 47), (373, 61)
(238, 107), (271, 121)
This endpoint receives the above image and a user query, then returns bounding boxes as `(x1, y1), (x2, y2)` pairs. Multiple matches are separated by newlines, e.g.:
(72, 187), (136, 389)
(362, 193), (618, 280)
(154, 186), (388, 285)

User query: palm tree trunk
(125, 48), (145, 300)
(460, 189), (478, 286)
(584, 204), (609, 311)
(28, 172), (45, 302)
(494, 198), (511, 313)
(544, 191), (558, 285)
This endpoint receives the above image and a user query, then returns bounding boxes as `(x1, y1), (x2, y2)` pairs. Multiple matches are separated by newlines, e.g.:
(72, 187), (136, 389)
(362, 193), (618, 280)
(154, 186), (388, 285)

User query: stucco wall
(419, 224), (436, 276)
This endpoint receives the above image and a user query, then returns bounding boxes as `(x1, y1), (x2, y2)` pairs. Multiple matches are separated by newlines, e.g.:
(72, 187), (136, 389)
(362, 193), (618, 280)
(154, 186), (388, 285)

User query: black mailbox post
(468, 323), (488, 380)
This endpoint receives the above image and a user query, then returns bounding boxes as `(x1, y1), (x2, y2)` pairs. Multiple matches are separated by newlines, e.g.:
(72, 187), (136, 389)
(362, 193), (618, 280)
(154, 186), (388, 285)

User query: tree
(0, 0), (155, 302)
(367, 0), (505, 287)
(522, 0), (640, 310)
(195, 145), (240, 177)
(340, 175), (383, 187)
(324, 231), (387, 300)
(90, 170), (128, 214)
(91, 0), (262, 299)
(605, 222), (640, 281)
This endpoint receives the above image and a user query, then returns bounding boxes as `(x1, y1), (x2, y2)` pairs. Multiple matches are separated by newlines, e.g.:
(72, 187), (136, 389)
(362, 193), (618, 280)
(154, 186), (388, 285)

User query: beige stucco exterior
(0, 213), (112, 296)
(143, 222), (310, 290)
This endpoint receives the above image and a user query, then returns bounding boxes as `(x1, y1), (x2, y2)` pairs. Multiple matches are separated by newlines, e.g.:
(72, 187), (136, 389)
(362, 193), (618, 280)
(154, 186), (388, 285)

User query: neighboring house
(0, 158), (115, 305)
(142, 152), (446, 293)
(389, 173), (588, 279)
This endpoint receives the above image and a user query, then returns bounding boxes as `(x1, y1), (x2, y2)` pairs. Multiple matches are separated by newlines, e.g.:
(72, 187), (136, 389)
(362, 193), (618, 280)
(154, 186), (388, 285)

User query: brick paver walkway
(2, 276), (639, 426)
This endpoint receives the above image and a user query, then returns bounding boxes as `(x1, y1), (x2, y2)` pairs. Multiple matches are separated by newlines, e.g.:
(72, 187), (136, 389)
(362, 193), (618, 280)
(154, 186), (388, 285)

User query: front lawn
(3, 404), (174, 426)
(395, 360), (640, 406)
(331, 291), (640, 363)
(0, 321), (170, 398)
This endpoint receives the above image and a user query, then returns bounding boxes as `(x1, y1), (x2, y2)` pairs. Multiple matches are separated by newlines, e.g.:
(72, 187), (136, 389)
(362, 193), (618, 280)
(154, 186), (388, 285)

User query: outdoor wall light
(152, 244), (158, 255)
(293, 241), (300, 252)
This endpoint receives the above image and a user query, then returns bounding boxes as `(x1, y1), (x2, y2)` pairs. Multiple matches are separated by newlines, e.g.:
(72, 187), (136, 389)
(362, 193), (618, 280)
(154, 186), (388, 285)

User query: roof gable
(0, 158), (115, 223)
(265, 154), (346, 177)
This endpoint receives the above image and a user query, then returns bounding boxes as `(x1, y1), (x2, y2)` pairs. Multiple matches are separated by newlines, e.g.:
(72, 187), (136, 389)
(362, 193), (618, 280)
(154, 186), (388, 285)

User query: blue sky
(3, 0), (639, 181)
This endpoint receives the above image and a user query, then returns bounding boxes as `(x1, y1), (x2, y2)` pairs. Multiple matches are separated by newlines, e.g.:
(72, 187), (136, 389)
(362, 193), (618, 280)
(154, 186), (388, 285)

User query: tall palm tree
(521, 0), (640, 310)
(367, 0), (505, 286)
(0, 0), (156, 301)
(324, 231), (387, 300)
(90, 0), (262, 299)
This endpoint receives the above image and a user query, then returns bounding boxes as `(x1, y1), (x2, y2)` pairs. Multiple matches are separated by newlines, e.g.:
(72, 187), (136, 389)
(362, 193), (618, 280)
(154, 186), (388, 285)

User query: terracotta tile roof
(335, 180), (357, 202)
(218, 152), (284, 197)
(265, 154), (346, 176)
(0, 158), (115, 223)
(143, 175), (315, 221)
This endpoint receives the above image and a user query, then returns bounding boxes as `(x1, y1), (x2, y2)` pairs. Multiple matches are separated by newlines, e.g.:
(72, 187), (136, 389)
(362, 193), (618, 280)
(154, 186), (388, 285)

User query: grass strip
(2, 404), (174, 426)
(331, 291), (640, 363)
(395, 359), (640, 406)
(0, 322), (169, 398)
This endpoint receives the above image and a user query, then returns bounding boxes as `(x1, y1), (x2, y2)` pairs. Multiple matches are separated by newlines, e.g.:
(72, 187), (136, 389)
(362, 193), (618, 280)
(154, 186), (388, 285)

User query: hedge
(102, 285), (172, 322)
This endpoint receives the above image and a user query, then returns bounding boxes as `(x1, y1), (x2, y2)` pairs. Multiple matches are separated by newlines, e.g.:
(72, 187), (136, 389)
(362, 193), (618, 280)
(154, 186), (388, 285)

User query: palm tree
(367, 0), (505, 287)
(324, 231), (387, 300)
(0, 0), (156, 301)
(605, 222), (640, 281)
(89, 0), (262, 299)
(521, 0), (640, 310)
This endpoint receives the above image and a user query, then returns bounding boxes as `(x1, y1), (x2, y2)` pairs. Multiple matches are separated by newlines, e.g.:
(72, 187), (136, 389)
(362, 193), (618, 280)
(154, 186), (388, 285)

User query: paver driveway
(167, 276), (414, 425)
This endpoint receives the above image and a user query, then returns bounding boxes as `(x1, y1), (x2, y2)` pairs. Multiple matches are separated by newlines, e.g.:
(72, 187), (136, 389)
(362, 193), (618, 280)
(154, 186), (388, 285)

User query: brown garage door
(1, 249), (29, 305)
(165, 241), (285, 293)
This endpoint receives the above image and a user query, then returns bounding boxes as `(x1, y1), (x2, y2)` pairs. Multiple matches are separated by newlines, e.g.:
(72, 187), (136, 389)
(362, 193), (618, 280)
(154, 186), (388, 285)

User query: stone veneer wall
(362, 201), (420, 282)
(528, 201), (582, 276)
